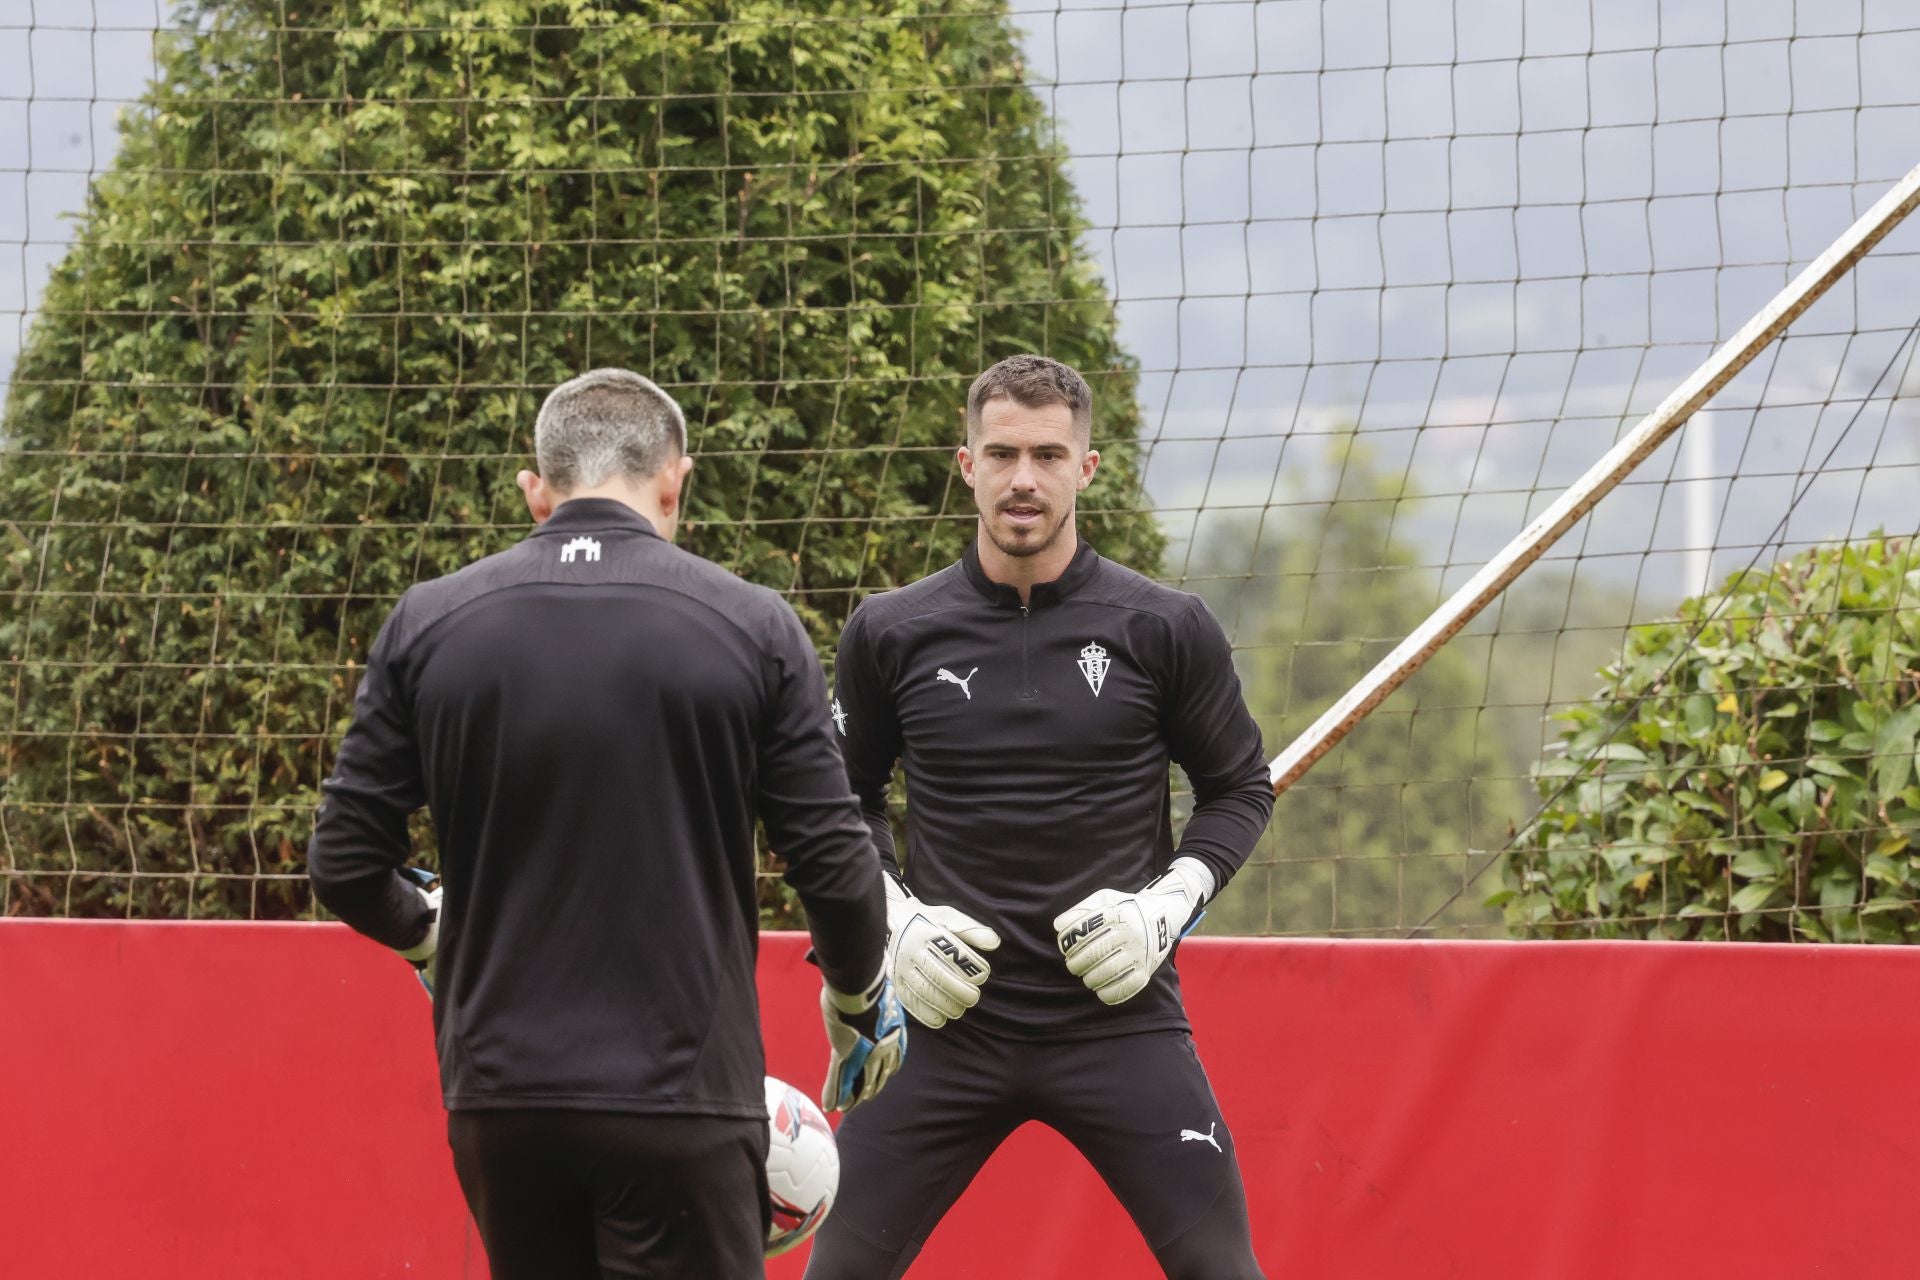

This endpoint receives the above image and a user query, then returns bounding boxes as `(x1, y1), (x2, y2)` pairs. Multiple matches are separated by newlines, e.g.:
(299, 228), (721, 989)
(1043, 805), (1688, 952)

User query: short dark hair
(965, 354), (1093, 444)
(534, 368), (687, 492)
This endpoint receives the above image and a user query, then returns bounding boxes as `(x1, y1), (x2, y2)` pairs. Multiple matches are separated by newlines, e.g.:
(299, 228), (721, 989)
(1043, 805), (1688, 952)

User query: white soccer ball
(764, 1075), (840, 1257)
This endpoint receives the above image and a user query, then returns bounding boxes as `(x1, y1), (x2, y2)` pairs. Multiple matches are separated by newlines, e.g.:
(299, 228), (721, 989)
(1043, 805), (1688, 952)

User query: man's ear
(658, 454), (695, 518)
(517, 469), (557, 524)
(956, 444), (976, 489)
(1078, 448), (1101, 491)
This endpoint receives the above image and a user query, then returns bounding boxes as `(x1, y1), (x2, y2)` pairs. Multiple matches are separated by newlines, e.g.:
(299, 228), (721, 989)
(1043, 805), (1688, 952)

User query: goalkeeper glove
(886, 876), (1001, 1029)
(820, 971), (908, 1113)
(1053, 858), (1214, 1007)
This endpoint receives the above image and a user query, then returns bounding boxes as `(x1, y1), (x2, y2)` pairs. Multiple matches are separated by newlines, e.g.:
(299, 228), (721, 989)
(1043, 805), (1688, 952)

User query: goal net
(4, 1), (1917, 939)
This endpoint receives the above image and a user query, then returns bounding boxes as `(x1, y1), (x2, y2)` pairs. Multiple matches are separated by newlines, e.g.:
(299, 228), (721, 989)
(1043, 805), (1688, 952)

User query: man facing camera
(805, 355), (1273, 1278)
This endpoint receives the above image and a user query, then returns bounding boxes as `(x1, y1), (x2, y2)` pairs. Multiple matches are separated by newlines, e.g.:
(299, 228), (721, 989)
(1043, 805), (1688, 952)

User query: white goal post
(1269, 158), (1920, 797)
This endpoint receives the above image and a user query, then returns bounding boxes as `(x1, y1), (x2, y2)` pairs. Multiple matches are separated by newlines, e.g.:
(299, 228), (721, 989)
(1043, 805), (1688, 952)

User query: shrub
(1, 1), (1160, 918)
(1498, 536), (1920, 941)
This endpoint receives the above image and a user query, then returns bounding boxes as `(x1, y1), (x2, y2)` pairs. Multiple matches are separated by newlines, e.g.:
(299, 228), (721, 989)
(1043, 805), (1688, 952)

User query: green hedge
(0, 0), (1161, 918)
(1498, 536), (1920, 941)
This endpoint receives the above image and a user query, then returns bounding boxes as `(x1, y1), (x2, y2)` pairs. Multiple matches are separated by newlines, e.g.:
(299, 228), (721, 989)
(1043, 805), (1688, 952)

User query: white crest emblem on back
(560, 536), (602, 564)
(1078, 642), (1110, 697)
(936, 667), (977, 700)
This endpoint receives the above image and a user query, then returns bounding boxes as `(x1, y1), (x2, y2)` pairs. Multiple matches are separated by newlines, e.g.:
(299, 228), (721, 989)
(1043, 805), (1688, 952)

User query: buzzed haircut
(534, 368), (687, 492)
(965, 354), (1094, 444)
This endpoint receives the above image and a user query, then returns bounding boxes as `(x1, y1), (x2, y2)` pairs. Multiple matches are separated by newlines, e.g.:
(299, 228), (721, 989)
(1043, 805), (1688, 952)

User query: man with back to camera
(803, 354), (1274, 1278)
(308, 368), (907, 1279)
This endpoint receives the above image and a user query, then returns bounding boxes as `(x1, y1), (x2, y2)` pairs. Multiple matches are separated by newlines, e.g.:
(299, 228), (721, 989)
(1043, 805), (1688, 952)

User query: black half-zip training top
(308, 498), (886, 1118)
(832, 539), (1274, 1039)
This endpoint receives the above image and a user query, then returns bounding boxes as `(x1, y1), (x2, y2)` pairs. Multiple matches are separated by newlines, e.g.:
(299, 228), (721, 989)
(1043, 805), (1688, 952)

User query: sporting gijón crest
(1078, 642), (1110, 696)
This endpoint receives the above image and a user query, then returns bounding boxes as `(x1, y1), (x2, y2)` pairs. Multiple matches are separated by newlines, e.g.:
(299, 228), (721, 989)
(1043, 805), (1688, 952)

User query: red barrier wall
(3, 922), (1916, 1277)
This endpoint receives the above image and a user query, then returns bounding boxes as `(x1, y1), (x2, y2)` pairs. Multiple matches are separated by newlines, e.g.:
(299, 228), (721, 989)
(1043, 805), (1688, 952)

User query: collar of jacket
(960, 536), (1098, 609)
(530, 497), (662, 540)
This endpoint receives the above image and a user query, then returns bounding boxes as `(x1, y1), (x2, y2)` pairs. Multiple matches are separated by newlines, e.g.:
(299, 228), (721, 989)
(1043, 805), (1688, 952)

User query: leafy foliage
(0, 0), (1160, 918)
(1497, 536), (1920, 941)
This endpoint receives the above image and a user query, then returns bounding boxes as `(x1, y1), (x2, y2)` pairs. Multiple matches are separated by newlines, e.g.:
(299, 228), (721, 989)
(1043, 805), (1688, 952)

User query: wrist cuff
(824, 966), (887, 1014)
(883, 874), (915, 925)
(1164, 857), (1216, 910)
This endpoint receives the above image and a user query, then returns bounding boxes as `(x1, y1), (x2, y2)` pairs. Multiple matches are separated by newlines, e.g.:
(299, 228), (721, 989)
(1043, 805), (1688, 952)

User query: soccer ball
(764, 1075), (840, 1257)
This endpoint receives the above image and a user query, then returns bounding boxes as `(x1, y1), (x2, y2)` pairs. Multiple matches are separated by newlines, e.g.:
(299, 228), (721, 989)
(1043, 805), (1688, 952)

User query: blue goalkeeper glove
(1053, 858), (1214, 1007)
(820, 971), (908, 1113)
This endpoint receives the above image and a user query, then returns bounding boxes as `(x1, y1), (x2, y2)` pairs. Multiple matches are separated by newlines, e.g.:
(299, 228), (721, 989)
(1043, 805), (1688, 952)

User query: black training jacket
(308, 498), (886, 1119)
(832, 538), (1274, 1039)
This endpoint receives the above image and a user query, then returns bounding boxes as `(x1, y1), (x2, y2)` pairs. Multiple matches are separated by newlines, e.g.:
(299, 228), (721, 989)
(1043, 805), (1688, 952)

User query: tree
(0, 0), (1161, 919)
(1184, 435), (1529, 936)
(1497, 536), (1920, 941)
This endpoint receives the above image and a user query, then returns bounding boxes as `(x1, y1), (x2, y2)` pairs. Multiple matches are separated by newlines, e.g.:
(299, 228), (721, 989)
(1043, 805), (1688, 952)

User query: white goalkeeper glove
(886, 876), (1001, 1028)
(1053, 858), (1214, 1007)
(820, 971), (908, 1113)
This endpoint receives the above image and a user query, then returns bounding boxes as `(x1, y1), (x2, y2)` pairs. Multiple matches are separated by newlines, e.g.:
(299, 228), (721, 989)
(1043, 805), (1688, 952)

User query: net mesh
(3, 0), (1917, 937)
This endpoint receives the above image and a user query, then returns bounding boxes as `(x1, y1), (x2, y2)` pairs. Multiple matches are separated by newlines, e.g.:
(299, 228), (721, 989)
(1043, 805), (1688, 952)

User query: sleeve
(306, 597), (434, 951)
(830, 602), (907, 882)
(756, 600), (888, 997)
(1162, 594), (1276, 894)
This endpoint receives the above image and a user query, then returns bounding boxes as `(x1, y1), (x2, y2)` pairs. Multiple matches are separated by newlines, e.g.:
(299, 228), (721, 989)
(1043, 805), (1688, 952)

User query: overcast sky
(5, 0), (1919, 616)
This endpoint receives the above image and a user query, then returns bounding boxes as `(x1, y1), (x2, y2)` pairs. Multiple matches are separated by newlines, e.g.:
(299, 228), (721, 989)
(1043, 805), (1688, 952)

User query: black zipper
(1019, 604), (1031, 698)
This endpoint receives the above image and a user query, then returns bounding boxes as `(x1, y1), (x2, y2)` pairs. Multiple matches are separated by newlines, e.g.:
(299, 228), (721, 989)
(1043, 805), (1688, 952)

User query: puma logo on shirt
(936, 667), (977, 699)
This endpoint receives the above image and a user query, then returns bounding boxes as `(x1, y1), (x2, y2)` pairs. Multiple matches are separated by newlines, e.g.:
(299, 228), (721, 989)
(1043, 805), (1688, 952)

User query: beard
(984, 499), (1071, 559)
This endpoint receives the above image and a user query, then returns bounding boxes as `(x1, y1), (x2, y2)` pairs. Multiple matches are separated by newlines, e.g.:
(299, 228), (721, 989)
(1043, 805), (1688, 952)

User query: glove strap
(883, 874), (920, 943)
(1158, 857), (1216, 912)
(824, 965), (888, 1015)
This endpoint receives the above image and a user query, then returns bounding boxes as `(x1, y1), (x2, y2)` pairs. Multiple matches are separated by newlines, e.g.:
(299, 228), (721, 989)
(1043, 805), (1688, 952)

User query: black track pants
(802, 1022), (1264, 1280)
(448, 1109), (769, 1279)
